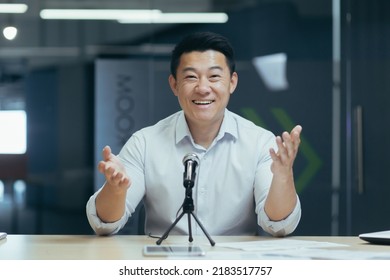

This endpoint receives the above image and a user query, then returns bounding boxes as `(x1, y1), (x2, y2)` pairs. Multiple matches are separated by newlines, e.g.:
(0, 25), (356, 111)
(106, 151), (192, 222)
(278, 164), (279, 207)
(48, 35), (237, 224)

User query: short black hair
(170, 31), (236, 78)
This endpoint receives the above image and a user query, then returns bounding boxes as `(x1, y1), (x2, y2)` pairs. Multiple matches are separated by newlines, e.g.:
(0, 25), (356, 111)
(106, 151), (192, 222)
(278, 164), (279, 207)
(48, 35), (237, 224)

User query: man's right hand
(98, 146), (131, 194)
(95, 146), (131, 223)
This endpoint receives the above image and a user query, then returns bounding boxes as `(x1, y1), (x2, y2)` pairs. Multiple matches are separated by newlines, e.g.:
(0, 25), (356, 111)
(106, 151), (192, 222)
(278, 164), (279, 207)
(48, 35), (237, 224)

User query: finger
(110, 172), (130, 188)
(292, 125), (302, 135)
(106, 168), (122, 185)
(99, 161), (118, 175)
(269, 147), (279, 161)
(110, 171), (124, 184)
(119, 176), (131, 188)
(275, 136), (289, 161)
(97, 161), (106, 173)
(102, 145), (112, 161)
(282, 126), (302, 156)
(291, 125), (302, 147)
(281, 131), (295, 157)
(103, 165), (115, 179)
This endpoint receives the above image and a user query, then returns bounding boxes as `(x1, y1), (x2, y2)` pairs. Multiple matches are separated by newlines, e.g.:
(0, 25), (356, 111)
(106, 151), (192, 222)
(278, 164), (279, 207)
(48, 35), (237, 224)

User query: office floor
(0, 180), (143, 235)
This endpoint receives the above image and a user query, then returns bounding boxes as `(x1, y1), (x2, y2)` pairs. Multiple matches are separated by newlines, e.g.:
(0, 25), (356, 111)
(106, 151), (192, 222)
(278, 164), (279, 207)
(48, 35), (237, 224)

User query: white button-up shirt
(86, 109), (301, 236)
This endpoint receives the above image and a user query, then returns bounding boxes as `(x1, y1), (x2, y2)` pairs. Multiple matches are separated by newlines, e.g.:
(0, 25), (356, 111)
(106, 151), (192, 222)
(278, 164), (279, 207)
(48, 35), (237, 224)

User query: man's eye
(209, 75), (221, 80)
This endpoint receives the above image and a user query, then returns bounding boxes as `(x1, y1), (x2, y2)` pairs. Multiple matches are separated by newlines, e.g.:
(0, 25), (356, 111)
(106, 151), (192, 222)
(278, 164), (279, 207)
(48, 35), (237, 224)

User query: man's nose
(196, 77), (211, 94)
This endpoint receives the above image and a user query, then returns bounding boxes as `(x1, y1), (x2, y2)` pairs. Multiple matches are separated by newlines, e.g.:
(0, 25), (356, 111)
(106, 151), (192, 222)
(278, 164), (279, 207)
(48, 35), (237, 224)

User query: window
(0, 110), (27, 154)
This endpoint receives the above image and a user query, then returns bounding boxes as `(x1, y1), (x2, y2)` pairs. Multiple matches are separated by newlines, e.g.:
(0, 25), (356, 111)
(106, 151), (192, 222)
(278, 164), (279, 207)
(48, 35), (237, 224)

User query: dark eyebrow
(181, 66), (223, 73)
(209, 66), (223, 72)
(181, 67), (196, 73)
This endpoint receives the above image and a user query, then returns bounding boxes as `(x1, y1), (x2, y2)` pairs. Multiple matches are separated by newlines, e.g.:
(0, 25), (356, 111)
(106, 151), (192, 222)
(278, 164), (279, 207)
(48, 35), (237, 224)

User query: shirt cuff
(86, 193), (126, 236)
(258, 195), (301, 237)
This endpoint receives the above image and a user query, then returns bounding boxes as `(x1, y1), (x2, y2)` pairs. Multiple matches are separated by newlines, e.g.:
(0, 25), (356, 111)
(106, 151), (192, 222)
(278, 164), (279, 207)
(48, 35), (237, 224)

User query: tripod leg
(156, 211), (186, 245)
(191, 213), (216, 246)
(187, 213), (193, 243)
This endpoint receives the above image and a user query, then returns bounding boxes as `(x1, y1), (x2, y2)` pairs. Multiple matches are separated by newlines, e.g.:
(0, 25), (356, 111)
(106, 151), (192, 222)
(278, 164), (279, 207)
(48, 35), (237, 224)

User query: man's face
(169, 50), (238, 129)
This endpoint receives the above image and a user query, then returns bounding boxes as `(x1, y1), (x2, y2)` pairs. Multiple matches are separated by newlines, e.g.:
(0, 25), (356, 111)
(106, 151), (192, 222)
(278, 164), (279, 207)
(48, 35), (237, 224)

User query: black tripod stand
(156, 185), (215, 246)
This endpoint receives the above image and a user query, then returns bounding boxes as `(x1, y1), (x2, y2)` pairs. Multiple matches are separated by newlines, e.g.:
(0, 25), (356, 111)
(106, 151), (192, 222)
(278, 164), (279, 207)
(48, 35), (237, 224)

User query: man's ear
(168, 75), (178, 96)
(230, 72), (238, 94)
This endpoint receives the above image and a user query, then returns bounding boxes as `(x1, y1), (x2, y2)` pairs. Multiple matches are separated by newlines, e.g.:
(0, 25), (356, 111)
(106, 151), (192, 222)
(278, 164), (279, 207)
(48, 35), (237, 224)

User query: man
(86, 31), (302, 237)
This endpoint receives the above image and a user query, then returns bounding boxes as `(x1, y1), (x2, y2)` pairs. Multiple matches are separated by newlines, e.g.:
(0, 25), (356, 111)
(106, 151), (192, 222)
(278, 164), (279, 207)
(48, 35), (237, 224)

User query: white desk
(0, 234), (389, 260)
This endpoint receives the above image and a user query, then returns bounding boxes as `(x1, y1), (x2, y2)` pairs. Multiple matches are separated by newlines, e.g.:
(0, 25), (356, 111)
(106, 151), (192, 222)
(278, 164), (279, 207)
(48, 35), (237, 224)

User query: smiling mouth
(193, 100), (214, 105)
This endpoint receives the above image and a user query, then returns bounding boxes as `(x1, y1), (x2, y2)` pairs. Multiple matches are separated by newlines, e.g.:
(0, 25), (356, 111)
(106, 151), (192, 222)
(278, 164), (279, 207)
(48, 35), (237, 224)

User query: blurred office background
(0, 0), (389, 236)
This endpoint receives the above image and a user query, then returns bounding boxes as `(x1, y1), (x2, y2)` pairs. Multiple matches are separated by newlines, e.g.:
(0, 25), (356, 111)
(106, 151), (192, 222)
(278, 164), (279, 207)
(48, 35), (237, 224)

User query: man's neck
(188, 119), (223, 149)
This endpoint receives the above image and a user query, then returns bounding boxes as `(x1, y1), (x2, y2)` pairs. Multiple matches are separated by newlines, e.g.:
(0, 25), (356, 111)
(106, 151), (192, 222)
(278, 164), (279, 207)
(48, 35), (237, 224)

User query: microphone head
(182, 153), (199, 189)
(182, 153), (199, 165)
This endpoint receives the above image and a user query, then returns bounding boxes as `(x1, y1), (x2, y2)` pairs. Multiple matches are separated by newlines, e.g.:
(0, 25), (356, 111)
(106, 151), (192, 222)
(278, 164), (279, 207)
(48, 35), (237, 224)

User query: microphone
(182, 153), (199, 188)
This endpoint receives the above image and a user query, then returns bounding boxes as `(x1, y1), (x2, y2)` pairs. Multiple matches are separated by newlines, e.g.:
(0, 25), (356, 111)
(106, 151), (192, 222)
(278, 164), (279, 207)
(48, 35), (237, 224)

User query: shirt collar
(175, 111), (190, 144)
(175, 109), (238, 145)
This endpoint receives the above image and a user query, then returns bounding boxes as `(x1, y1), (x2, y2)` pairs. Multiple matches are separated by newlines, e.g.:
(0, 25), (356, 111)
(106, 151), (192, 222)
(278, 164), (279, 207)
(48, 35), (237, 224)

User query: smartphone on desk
(0, 232), (7, 240)
(143, 245), (205, 257)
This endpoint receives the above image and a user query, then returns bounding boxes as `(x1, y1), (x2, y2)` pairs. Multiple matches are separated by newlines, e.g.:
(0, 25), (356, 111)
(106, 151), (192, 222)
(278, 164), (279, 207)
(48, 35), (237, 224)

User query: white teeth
(193, 100), (213, 105)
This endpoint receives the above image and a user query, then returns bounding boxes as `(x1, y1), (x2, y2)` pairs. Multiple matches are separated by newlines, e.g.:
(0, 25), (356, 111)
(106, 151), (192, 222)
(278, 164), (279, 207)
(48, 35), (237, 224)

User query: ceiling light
(3, 26), (18, 40)
(39, 9), (228, 24)
(40, 9), (162, 20)
(0, 4), (28, 13)
(118, 13), (229, 24)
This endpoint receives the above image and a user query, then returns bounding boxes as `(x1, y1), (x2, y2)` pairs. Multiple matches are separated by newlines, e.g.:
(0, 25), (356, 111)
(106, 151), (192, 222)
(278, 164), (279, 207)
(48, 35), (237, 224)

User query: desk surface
(0, 234), (388, 260)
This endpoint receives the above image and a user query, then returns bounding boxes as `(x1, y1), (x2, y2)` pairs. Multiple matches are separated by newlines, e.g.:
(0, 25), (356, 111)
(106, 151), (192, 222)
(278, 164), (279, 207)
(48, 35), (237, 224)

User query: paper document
(213, 239), (390, 259)
(216, 239), (347, 252)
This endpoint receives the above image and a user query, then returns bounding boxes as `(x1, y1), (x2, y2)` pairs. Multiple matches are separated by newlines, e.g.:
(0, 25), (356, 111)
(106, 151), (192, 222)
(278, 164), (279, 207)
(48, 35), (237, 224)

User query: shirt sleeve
(85, 189), (129, 236)
(257, 196), (301, 236)
(86, 132), (146, 236)
(253, 130), (302, 236)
